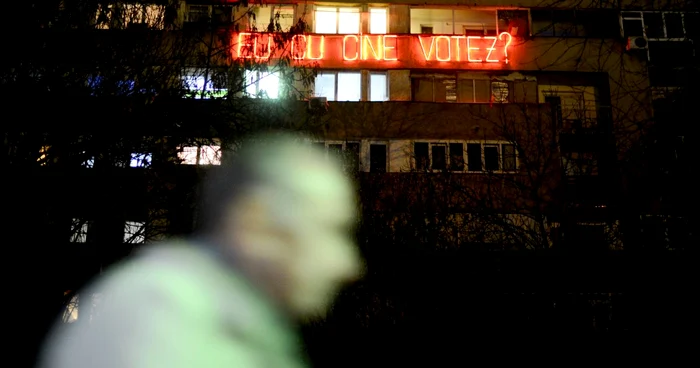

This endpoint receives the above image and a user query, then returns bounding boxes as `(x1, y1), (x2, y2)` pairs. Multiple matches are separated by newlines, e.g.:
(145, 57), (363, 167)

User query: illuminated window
(250, 5), (295, 31)
(245, 71), (280, 99)
(315, 72), (361, 101)
(466, 142), (517, 173)
(177, 142), (222, 165)
(61, 293), (103, 324)
(124, 221), (146, 244)
(414, 142), (465, 171)
(62, 294), (79, 323)
(315, 7), (360, 34)
(129, 153), (151, 168)
(182, 69), (227, 99)
(491, 81), (510, 103)
(37, 145), (50, 166)
(370, 73), (388, 101)
(370, 8), (387, 34)
(410, 8), (497, 35)
(95, 3), (165, 29)
(70, 218), (90, 243)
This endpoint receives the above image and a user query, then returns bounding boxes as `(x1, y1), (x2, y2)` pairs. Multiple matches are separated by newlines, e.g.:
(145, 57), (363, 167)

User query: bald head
(199, 132), (362, 318)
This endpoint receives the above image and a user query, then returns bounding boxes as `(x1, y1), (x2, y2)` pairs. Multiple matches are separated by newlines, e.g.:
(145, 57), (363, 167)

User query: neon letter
(435, 36), (451, 61)
(383, 35), (397, 60)
(451, 36), (465, 61)
(418, 36), (435, 61)
(254, 33), (272, 59)
(291, 35), (306, 60)
(484, 36), (498, 63)
(362, 35), (381, 60)
(499, 32), (513, 64)
(466, 36), (482, 62)
(307, 35), (324, 60)
(237, 32), (253, 59)
(343, 35), (359, 61)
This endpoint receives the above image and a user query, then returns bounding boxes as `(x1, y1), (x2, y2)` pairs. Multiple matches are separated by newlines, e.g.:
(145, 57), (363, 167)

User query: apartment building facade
(5, 1), (698, 325)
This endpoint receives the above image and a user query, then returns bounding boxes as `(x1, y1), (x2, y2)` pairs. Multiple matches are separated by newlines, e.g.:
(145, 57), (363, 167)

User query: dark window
(467, 144), (482, 171)
(622, 19), (644, 37)
(414, 142), (429, 171)
(664, 13), (684, 38)
(644, 13), (665, 38)
(503, 144), (516, 171)
(346, 142), (360, 172)
(328, 144), (343, 158)
(370, 144), (386, 173)
(449, 143), (465, 171)
(685, 13), (699, 39)
(431, 145), (447, 171)
(545, 96), (563, 128)
(484, 145), (500, 171)
(421, 26), (433, 34)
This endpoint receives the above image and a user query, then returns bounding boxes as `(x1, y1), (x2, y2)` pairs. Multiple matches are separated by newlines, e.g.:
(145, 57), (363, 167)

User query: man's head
(199, 132), (362, 318)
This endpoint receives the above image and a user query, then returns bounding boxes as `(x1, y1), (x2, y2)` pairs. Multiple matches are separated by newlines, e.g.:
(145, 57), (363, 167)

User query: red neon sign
(232, 32), (514, 67)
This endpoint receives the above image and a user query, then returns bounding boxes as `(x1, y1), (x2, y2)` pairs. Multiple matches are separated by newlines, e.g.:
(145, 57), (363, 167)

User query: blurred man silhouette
(37, 132), (363, 368)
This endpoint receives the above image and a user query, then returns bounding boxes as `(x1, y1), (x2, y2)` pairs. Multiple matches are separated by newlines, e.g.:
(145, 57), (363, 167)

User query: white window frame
(413, 141), (466, 172)
(314, 6), (361, 34)
(465, 141), (518, 173)
(620, 11), (695, 41)
(314, 71), (362, 101)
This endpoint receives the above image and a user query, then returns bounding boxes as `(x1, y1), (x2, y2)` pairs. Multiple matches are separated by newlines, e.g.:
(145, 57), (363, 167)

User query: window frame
(413, 141), (465, 172)
(465, 141), (518, 173)
(177, 139), (223, 166)
(314, 71), (362, 101)
(124, 220), (146, 244)
(314, 6), (361, 34)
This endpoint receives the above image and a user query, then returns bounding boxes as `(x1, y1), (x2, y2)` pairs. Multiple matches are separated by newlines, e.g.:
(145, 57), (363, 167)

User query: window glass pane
(414, 142), (429, 170)
(315, 7), (337, 33)
(337, 72), (361, 101)
(258, 72), (279, 98)
(467, 143), (482, 171)
(199, 145), (221, 165)
(431, 145), (447, 171)
(178, 146), (198, 164)
(130, 153), (151, 168)
(370, 73), (388, 101)
(338, 8), (360, 34)
(410, 8), (453, 34)
(449, 143), (464, 171)
(369, 144), (387, 173)
(503, 144), (516, 171)
(644, 13), (664, 38)
(315, 73), (336, 100)
(484, 145), (500, 171)
(370, 8), (387, 34)
(664, 13), (684, 38)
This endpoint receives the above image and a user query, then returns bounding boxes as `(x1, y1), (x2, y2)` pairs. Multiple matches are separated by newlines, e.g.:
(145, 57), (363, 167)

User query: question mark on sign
(498, 32), (513, 64)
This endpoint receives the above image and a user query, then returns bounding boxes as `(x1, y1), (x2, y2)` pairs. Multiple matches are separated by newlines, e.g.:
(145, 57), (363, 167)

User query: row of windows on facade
(70, 219), (145, 244)
(92, 4), (521, 37)
(37, 144), (222, 168)
(93, 3), (700, 41)
(40, 140), (519, 173)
